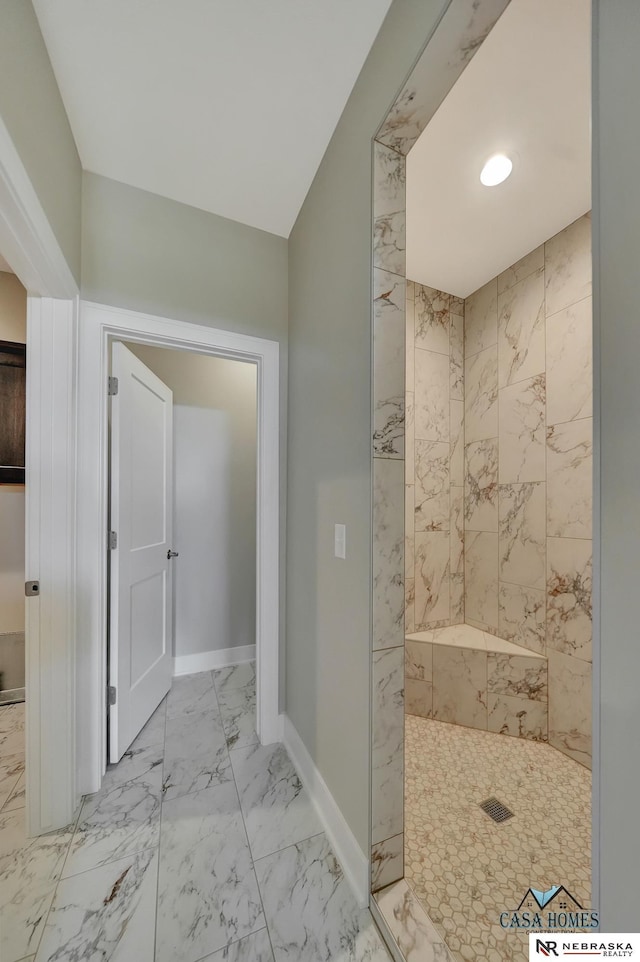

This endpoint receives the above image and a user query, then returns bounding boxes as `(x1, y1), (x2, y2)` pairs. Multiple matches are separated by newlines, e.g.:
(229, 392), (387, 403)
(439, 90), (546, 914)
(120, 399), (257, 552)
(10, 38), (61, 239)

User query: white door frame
(76, 301), (281, 794)
(0, 116), (79, 835)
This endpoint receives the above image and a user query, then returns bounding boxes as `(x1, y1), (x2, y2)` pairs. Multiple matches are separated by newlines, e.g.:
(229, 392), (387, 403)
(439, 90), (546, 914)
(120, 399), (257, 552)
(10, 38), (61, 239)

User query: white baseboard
(281, 713), (369, 908)
(173, 644), (256, 676)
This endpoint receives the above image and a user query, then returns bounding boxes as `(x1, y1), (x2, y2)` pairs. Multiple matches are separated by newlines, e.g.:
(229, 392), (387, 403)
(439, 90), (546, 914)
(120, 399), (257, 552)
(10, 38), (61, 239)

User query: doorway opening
(369, 1), (595, 960)
(107, 338), (258, 762)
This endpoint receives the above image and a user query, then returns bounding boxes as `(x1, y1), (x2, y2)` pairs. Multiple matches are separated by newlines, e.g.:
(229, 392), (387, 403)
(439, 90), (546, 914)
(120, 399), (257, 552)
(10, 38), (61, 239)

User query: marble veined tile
(450, 400), (464, 487)
(405, 678), (432, 719)
(465, 531), (499, 631)
(371, 833), (404, 893)
(202, 929), (275, 961)
(255, 833), (389, 961)
(374, 142), (406, 217)
(230, 742), (322, 861)
(0, 703), (25, 756)
(498, 375), (546, 483)
(498, 582), (545, 654)
(2, 771), (25, 812)
(406, 286), (415, 394)
(217, 686), (259, 751)
(166, 671), (218, 719)
(487, 653), (547, 701)
(35, 849), (158, 962)
(375, 879), (454, 962)
(497, 267), (545, 387)
(63, 743), (162, 878)
(415, 349), (449, 442)
(464, 277), (497, 358)
(0, 753), (24, 810)
(213, 661), (256, 695)
(372, 647), (404, 846)
(374, 211), (406, 277)
(415, 284), (450, 355)
(374, 458), (404, 649)
(406, 393), (415, 484)
(546, 296), (592, 425)
(548, 650), (592, 767)
(465, 439), (498, 532)
(405, 484), (414, 577)
(465, 347), (498, 443)
(0, 808), (74, 961)
(405, 577), (415, 635)
(163, 708), (232, 800)
(156, 782), (265, 962)
(130, 696), (166, 751)
(547, 537), (593, 663)
(545, 213), (592, 317)
(498, 482), (546, 590)
(547, 419), (593, 539)
(450, 486), (464, 624)
(450, 312), (464, 401)
(414, 440), (449, 532)
(405, 639), (433, 682)
(374, 268), (405, 458)
(498, 244), (544, 295)
(414, 531), (450, 627)
(432, 646), (487, 729)
(487, 693), (548, 741)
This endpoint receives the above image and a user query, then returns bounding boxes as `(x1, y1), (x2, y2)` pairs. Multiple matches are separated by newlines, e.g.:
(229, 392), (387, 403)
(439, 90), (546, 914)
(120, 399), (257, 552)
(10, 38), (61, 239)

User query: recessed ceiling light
(480, 153), (513, 187)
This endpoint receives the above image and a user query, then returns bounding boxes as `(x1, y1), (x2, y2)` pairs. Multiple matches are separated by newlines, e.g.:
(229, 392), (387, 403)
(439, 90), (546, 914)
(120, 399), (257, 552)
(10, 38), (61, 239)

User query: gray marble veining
(166, 671), (218, 720)
(202, 929), (275, 961)
(217, 686), (259, 751)
(163, 708), (232, 800)
(212, 661), (256, 696)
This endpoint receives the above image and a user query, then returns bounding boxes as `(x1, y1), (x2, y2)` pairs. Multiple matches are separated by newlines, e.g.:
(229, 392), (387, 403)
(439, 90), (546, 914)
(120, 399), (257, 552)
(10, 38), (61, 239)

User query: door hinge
(108, 685), (117, 706)
(108, 530), (118, 550)
(108, 376), (119, 396)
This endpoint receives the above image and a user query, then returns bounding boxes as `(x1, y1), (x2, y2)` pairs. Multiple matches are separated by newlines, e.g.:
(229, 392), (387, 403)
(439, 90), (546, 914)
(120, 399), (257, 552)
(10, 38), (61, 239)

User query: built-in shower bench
(404, 623), (548, 741)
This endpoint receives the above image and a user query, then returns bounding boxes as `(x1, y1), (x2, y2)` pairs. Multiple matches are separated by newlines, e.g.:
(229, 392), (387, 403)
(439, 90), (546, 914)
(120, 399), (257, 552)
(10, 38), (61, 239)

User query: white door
(109, 342), (174, 762)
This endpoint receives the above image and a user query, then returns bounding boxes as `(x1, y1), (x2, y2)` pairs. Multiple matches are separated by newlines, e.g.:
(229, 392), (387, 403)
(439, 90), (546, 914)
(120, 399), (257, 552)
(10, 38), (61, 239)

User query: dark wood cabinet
(0, 340), (26, 484)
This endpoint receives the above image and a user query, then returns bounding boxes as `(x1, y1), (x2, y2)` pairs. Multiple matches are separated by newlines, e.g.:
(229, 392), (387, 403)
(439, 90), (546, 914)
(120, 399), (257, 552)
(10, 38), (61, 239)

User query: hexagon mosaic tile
(405, 715), (591, 962)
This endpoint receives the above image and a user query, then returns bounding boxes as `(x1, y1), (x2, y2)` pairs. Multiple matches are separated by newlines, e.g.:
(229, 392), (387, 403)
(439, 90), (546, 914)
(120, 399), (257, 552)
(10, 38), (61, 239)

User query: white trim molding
(173, 645), (256, 677)
(76, 301), (281, 795)
(282, 714), (369, 909)
(25, 296), (79, 834)
(0, 116), (78, 298)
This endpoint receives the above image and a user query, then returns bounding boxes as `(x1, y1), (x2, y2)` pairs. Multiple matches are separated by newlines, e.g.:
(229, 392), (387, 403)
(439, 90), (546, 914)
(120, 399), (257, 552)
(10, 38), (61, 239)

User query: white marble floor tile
(0, 703), (25, 756)
(230, 742), (323, 861)
(163, 708), (232, 800)
(156, 782), (264, 962)
(255, 834), (390, 962)
(0, 753), (24, 809)
(375, 880), (453, 962)
(63, 743), (162, 878)
(166, 671), (218, 719)
(35, 848), (158, 962)
(202, 929), (275, 961)
(217, 687), (259, 751)
(0, 808), (74, 961)
(213, 661), (256, 696)
(130, 697), (167, 751)
(2, 771), (25, 812)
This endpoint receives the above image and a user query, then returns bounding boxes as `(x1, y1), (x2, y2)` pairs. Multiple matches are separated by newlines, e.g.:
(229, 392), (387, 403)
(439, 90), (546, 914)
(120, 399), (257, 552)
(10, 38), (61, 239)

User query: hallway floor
(405, 715), (592, 962)
(0, 666), (390, 962)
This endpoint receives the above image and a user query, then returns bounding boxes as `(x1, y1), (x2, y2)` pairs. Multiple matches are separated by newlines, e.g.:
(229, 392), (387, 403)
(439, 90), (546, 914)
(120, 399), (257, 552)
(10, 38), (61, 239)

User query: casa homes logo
(529, 933), (640, 959)
(500, 885), (599, 931)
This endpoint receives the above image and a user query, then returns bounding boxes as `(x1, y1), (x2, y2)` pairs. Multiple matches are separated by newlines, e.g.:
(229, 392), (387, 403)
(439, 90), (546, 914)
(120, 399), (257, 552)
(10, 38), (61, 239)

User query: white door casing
(76, 302), (281, 795)
(109, 343), (174, 761)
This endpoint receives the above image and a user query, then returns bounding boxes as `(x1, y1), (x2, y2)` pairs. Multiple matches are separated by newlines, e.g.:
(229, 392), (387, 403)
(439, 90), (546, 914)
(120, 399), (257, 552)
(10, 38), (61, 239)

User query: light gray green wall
(0, 1), (82, 283)
(592, 0), (640, 928)
(286, 0), (450, 853)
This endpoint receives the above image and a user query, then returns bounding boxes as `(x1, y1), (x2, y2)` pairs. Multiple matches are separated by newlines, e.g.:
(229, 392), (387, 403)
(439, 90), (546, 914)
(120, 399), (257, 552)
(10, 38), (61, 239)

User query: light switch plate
(334, 523), (346, 559)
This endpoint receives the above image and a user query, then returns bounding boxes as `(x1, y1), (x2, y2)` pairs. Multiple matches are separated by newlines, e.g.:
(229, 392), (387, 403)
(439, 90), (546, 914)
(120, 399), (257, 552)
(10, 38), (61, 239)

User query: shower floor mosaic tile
(405, 715), (591, 962)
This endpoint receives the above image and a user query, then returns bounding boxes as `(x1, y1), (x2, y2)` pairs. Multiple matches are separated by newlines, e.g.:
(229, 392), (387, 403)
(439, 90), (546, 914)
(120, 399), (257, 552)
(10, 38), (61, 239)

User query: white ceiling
(406, 0), (591, 298)
(32, 0), (393, 238)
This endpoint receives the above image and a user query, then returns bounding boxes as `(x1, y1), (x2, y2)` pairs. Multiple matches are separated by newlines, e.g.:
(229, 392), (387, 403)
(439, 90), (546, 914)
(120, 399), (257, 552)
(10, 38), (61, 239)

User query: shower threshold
(0, 688), (25, 705)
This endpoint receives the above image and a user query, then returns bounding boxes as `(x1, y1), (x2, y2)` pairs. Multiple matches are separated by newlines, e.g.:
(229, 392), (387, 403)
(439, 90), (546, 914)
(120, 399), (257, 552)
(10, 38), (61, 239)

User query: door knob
(167, 550), (179, 559)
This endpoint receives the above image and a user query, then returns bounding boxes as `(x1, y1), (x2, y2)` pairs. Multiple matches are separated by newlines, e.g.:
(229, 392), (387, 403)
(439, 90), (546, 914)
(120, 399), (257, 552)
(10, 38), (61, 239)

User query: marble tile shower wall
(463, 212), (593, 768)
(371, 141), (408, 891)
(405, 282), (464, 633)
